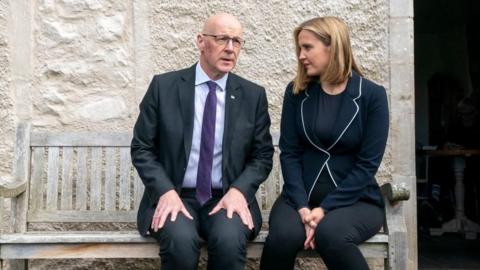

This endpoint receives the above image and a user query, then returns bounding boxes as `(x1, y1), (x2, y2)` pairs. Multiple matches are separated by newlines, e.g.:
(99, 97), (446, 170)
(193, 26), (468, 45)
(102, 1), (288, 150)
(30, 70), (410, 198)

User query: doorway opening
(415, 0), (480, 268)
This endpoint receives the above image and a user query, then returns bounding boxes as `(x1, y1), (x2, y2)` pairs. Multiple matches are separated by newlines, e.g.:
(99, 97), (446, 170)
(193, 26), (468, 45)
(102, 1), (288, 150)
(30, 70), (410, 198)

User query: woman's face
(297, 30), (330, 77)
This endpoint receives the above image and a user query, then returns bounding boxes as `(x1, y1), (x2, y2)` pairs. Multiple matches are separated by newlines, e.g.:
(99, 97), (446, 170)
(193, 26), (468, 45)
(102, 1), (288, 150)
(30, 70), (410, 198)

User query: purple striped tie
(196, 81), (217, 205)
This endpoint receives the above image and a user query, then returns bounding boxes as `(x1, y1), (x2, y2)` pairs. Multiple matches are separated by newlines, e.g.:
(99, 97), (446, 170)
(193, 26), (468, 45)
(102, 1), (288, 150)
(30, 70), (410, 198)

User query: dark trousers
(260, 196), (384, 270)
(148, 189), (252, 270)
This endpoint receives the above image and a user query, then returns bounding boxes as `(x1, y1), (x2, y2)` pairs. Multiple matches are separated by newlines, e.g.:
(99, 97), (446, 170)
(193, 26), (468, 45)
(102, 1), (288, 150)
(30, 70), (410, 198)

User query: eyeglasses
(202, 33), (245, 48)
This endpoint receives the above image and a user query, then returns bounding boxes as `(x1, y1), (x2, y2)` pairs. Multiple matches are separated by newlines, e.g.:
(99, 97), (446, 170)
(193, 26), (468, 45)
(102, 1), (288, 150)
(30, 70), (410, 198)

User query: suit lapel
(326, 72), (362, 150)
(178, 65), (196, 161)
(222, 74), (243, 171)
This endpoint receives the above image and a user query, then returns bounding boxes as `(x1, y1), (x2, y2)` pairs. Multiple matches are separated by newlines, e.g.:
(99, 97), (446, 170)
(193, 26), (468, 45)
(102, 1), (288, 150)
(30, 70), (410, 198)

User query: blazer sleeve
(131, 75), (175, 204)
(320, 85), (389, 212)
(230, 87), (274, 203)
(279, 84), (309, 210)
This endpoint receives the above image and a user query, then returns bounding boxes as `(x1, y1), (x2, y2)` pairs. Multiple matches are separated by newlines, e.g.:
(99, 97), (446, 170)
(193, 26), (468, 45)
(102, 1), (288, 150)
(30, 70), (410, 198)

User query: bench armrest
(380, 182), (410, 204)
(0, 181), (27, 198)
(380, 182), (410, 269)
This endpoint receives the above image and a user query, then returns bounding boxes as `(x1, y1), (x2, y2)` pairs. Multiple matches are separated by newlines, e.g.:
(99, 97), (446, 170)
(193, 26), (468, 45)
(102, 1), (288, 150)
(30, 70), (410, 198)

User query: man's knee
(151, 220), (200, 270)
(165, 228), (199, 248)
(207, 216), (249, 253)
(150, 217), (201, 260)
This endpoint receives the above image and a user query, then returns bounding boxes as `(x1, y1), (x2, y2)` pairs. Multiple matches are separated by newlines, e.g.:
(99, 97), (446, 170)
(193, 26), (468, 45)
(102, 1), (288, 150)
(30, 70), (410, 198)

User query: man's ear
(196, 34), (204, 50)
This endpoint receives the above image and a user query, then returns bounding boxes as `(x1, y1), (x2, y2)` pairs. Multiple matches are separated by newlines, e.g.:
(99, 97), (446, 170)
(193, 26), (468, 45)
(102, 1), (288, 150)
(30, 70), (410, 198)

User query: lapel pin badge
(230, 95), (235, 99)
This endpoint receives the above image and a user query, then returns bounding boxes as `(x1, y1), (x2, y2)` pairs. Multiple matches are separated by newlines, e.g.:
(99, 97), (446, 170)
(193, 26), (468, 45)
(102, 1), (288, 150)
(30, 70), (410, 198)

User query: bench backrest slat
(46, 147), (60, 210)
(105, 147), (117, 211)
(90, 147), (103, 211)
(61, 147), (74, 210)
(133, 173), (145, 211)
(31, 132), (132, 147)
(119, 148), (132, 210)
(75, 147), (88, 210)
(30, 147), (46, 212)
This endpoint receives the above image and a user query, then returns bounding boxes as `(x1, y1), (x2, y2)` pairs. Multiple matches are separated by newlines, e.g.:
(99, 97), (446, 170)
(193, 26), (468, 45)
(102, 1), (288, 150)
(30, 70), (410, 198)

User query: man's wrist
(228, 186), (247, 199)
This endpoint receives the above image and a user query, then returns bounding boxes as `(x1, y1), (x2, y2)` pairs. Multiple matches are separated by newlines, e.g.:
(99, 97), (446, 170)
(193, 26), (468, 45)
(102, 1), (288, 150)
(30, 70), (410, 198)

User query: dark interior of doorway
(415, 0), (480, 269)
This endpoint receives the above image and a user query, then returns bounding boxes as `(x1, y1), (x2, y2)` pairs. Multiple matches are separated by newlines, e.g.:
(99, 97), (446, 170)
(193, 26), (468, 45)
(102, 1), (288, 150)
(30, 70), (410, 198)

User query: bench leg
(384, 257), (391, 270)
(1, 260), (27, 270)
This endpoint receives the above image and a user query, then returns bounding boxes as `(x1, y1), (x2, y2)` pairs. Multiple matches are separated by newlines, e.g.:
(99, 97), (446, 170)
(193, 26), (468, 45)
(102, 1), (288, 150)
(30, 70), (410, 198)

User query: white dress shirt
(182, 63), (227, 189)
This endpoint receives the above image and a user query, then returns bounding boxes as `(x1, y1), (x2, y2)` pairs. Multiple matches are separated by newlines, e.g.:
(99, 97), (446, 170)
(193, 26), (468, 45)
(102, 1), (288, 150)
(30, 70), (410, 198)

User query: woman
(260, 17), (389, 270)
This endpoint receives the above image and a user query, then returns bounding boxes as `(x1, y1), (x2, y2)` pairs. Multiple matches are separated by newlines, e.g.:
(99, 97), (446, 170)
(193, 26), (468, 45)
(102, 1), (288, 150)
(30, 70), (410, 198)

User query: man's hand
(151, 190), (193, 232)
(209, 187), (254, 230)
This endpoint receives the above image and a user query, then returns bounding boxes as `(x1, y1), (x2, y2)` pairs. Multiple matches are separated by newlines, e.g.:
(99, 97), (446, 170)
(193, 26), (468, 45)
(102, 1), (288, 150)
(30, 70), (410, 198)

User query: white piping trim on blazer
(325, 163), (336, 186)
(326, 78), (362, 151)
(301, 88), (334, 201)
(300, 77), (363, 202)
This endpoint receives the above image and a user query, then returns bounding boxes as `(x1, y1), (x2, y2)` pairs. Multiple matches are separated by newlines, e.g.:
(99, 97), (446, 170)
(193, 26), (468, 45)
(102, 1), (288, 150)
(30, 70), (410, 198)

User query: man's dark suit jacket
(280, 71), (389, 212)
(131, 64), (274, 238)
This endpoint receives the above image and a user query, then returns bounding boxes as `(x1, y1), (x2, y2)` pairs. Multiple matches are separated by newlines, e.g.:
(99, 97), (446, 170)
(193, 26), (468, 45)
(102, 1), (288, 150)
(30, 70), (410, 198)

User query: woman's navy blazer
(279, 71), (389, 212)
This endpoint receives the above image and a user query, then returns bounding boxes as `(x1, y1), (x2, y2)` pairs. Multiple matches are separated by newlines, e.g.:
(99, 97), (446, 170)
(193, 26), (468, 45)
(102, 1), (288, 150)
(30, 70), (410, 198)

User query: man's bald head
(202, 13), (243, 37)
(196, 13), (244, 80)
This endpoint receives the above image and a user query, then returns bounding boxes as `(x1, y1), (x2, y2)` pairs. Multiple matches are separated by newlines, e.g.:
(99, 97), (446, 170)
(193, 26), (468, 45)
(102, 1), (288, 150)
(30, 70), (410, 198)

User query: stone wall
(29, 0), (390, 133)
(149, 0), (389, 128)
(0, 0), (414, 269)
(0, 0), (14, 178)
(33, 0), (135, 130)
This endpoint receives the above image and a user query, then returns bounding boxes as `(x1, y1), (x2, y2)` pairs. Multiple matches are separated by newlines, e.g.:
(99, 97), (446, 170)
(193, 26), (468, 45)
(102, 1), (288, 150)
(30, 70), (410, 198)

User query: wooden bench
(0, 124), (410, 269)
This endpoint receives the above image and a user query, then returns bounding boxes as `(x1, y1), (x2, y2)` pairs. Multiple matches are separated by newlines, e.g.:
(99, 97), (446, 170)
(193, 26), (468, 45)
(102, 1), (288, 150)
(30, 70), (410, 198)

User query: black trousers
(260, 195), (384, 270)
(149, 189), (253, 270)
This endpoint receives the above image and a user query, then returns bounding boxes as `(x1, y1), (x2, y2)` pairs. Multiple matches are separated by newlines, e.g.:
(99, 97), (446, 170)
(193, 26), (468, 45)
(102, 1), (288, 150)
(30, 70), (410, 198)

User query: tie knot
(206, 81), (217, 92)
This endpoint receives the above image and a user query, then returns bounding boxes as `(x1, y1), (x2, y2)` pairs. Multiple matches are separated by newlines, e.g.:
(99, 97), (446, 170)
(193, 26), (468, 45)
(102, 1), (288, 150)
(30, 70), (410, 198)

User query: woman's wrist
(298, 207), (311, 223)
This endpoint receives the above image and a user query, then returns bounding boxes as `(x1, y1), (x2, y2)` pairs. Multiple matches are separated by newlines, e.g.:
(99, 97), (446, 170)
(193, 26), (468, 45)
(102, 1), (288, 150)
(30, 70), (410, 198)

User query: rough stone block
(41, 20), (79, 44)
(78, 96), (126, 121)
(96, 15), (125, 41)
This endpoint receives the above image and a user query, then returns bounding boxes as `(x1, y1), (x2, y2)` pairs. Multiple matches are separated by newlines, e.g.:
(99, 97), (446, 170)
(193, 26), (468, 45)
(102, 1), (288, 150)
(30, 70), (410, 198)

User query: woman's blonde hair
(292, 17), (362, 94)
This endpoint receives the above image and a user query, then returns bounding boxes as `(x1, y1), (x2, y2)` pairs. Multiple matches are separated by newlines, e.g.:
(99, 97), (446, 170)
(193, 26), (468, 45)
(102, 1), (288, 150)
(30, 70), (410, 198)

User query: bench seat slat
(0, 243), (159, 259)
(0, 242), (387, 260)
(0, 232), (387, 260)
(0, 231), (387, 244)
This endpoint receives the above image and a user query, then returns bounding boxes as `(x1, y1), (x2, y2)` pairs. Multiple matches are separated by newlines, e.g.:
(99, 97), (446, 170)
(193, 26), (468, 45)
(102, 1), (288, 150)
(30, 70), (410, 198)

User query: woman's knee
(314, 222), (351, 251)
(266, 222), (305, 251)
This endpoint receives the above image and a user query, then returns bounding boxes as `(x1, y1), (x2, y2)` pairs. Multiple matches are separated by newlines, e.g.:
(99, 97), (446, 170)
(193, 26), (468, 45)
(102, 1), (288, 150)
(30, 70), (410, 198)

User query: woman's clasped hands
(298, 207), (325, 250)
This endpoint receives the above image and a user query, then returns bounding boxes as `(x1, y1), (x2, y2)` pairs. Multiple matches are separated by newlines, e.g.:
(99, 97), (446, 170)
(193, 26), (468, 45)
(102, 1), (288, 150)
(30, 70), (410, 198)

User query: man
(131, 13), (273, 270)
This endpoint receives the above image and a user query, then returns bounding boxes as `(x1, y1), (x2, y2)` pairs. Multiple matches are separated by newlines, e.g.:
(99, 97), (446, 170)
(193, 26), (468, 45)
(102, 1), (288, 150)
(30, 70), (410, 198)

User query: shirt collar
(195, 62), (228, 91)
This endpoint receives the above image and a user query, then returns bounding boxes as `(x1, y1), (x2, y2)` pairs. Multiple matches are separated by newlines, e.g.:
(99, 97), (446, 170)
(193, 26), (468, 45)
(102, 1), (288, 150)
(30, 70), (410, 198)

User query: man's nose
(224, 39), (234, 51)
